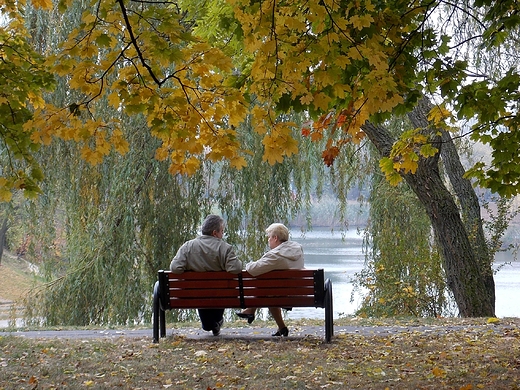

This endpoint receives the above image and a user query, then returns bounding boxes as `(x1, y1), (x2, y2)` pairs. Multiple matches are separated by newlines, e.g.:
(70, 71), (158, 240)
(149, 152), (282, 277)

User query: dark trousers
(197, 309), (224, 331)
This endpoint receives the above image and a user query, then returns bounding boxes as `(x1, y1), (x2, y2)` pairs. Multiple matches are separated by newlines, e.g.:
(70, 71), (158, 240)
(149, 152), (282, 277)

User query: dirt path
(1, 322), (516, 342)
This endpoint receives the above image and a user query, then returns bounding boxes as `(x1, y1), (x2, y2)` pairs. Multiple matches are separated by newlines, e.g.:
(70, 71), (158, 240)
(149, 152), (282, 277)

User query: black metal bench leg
(324, 279), (333, 342)
(160, 304), (166, 338)
(153, 281), (160, 343)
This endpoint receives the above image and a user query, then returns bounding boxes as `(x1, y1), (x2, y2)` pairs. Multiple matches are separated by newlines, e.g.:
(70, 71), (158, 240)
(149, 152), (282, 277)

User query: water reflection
(286, 228), (520, 320)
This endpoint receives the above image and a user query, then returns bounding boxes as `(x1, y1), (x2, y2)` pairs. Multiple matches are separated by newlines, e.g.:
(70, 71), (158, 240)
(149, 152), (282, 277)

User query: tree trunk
(361, 109), (496, 317)
(0, 217), (8, 266)
(408, 99), (496, 313)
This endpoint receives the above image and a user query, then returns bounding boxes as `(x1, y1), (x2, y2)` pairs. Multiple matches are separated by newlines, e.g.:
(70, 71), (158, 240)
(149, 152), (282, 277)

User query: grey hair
(265, 223), (289, 242)
(201, 215), (224, 236)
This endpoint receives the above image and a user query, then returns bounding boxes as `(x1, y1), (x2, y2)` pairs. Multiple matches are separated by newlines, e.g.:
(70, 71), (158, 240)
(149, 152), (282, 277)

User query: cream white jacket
(245, 241), (305, 276)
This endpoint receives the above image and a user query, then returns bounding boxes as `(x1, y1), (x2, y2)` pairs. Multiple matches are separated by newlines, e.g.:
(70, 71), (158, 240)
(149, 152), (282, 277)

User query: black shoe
(212, 319), (223, 336)
(236, 311), (255, 324)
(272, 327), (289, 337)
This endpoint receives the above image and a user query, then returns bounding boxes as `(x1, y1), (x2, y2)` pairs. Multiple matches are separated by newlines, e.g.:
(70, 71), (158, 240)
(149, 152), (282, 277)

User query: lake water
(282, 228), (520, 320)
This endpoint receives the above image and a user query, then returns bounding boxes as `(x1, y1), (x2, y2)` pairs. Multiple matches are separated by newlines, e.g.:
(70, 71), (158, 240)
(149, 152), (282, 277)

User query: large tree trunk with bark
(409, 99), (496, 313)
(361, 99), (496, 317)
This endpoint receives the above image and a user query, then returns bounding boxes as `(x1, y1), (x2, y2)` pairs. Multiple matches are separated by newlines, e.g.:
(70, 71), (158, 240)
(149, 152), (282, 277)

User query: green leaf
(95, 34), (112, 47)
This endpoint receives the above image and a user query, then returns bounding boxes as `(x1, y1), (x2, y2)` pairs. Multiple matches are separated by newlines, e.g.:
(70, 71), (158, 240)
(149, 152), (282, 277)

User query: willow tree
(354, 178), (452, 317)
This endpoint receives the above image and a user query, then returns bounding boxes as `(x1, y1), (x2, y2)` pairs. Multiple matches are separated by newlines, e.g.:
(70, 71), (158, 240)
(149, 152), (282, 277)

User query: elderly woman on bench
(236, 223), (305, 337)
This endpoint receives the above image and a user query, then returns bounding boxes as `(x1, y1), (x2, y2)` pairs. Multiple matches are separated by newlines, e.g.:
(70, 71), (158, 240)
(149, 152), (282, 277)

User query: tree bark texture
(0, 217), (8, 266)
(408, 99), (495, 312)
(361, 102), (496, 317)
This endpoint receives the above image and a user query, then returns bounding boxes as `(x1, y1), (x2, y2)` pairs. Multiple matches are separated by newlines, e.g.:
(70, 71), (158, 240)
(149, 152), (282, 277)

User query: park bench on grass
(153, 269), (333, 343)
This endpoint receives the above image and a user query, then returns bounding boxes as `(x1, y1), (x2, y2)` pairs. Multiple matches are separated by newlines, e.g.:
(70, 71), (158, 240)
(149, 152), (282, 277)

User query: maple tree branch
(438, 0), (488, 31)
(116, 0), (163, 86)
(115, 0), (212, 131)
(129, 0), (178, 4)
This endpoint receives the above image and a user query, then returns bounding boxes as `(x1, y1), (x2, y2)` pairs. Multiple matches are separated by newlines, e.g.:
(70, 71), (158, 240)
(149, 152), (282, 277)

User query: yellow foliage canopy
(2, 0), (454, 200)
(27, 0), (419, 178)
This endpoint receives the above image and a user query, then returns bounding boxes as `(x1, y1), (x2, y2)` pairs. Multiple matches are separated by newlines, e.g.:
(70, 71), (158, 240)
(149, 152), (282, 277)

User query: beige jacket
(245, 241), (305, 276)
(170, 235), (242, 274)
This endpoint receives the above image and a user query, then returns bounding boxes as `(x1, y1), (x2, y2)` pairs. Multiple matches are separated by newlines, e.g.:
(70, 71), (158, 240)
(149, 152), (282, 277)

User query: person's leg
(269, 307), (287, 333)
(238, 308), (256, 315)
(198, 309), (224, 331)
(236, 308), (256, 324)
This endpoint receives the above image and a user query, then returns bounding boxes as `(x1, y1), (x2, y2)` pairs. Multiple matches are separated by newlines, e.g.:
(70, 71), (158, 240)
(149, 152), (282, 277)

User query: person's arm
(169, 244), (188, 274)
(224, 247), (242, 274)
(245, 251), (280, 276)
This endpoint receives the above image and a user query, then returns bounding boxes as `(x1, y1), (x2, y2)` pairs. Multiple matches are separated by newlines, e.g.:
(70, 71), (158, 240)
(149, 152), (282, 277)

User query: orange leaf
(337, 114), (347, 127)
(322, 146), (339, 166)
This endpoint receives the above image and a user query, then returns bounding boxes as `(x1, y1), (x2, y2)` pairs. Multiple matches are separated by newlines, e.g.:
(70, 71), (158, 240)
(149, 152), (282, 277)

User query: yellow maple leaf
(27, 92), (46, 109)
(282, 135), (299, 157)
(400, 152), (419, 174)
(81, 146), (103, 166)
(380, 157), (403, 186)
(31, 0), (53, 10)
(428, 105), (453, 127)
(113, 138), (130, 155)
(229, 156), (247, 170)
(300, 93), (313, 105)
(107, 92), (121, 108)
(333, 83), (350, 99)
(183, 157), (201, 175)
(155, 146), (169, 161)
(347, 47), (363, 61)
(388, 172), (403, 186)
(96, 134), (111, 156)
(313, 92), (332, 111)
(0, 181), (13, 202)
(262, 134), (284, 165)
(351, 14), (374, 30)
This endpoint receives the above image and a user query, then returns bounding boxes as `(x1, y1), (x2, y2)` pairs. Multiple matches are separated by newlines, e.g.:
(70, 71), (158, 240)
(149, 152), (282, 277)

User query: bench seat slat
(169, 280), (239, 289)
(168, 298), (242, 308)
(169, 289), (241, 298)
(244, 296), (318, 307)
(167, 272), (238, 281)
(241, 279), (314, 288)
(241, 270), (316, 279)
(169, 286), (314, 299)
(167, 296), (318, 308)
(242, 286), (314, 296)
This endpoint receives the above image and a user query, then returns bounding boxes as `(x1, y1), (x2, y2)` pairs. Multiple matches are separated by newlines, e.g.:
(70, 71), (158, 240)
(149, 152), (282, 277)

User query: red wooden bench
(152, 269), (333, 342)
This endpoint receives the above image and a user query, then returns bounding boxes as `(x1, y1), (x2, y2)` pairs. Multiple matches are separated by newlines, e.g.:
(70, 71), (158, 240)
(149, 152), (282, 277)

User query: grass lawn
(1, 317), (519, 389)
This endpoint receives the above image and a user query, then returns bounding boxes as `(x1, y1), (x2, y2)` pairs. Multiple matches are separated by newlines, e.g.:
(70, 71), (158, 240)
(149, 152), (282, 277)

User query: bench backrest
(158, 269), (326, 310)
